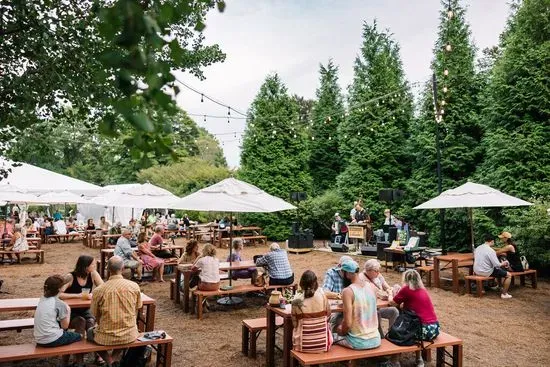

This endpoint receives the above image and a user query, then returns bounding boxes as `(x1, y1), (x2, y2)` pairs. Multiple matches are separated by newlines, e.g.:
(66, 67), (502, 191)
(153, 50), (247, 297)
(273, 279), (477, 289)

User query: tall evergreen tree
(310, 60), (345, 194)
(239, 74), (312, 238)
(405, 0), (483, 248)
(336, 21), (413, 217)
(477, 0), (550, 199)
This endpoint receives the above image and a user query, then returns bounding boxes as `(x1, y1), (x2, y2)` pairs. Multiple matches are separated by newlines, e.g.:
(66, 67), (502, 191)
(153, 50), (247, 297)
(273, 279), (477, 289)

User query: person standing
(473, 234), (512, 299)
(89, 256), (142, 366)
(332, 260), (380, 350)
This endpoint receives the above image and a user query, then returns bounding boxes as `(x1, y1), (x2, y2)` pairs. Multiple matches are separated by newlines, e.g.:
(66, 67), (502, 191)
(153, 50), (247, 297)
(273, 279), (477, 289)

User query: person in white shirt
(193, 244), (220, 291)
(473, 234), (512, 299)
(54, 219), (67, 235)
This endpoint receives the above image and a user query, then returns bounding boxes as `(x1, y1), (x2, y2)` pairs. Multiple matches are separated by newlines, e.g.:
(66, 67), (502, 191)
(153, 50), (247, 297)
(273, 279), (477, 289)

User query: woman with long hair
(193, 244), (220, 291)
(226, 239), (257, 281)
(137, 232), (165, 282)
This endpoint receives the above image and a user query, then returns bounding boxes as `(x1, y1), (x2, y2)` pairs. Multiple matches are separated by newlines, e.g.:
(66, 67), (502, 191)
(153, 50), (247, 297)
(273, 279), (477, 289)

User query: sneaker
(490, 285), (500, 291)
(416, 357), (425, 367)
(501, 293), (512, 299)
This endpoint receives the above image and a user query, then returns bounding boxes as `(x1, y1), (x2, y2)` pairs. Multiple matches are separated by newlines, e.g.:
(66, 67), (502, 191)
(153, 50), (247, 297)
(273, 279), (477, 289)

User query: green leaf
(129, 113), (155, 132)
(217, 1), (226, 13)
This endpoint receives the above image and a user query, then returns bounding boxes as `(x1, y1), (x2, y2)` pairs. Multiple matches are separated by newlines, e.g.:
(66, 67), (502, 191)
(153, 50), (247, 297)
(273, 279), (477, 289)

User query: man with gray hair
(90, 256), (142, 365)
(114, 229), (143, 282)
(255, 243), (294, 285)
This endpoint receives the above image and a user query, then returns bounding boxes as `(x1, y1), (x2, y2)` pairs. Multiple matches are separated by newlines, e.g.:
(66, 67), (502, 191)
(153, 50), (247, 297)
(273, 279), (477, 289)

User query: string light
(443, 86), (448, 93)
(201, 94), (204, 103)
(445, 44), (452, 52)
(227, 107), (231, 116)
(444, 69), (449, 76)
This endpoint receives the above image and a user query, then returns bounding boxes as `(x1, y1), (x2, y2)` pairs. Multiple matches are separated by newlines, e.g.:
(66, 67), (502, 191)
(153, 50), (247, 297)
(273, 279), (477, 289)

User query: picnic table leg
(433, 258), (441, 289)
(531, 272), (537, 289)
(145, 303), (156, 331)
(183, 272), (191, 313)
(100, 251), (106, 279)
(282, 317), (293, 367)
(454, 344), (462, 367)
(452, 259), (459, 293)
(266, 307), (276, 367)
(384, 250), (389, 272)
(241, 324), (250, 356)
(175, 268), (181, 305)
(157, 341), (173, 367)
(436, 346), (445, 367)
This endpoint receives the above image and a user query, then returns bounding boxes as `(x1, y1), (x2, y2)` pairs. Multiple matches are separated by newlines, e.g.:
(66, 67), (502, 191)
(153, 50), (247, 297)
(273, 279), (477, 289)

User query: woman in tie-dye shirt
(332, 260), (380, 350)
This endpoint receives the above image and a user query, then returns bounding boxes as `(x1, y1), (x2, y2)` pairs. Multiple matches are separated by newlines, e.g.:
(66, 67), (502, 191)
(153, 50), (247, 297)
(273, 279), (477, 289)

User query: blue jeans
(38, 330), (81, 347)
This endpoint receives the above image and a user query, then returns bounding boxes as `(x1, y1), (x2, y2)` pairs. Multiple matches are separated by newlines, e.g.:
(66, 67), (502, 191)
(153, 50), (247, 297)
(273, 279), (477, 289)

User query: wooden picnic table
(211, 226), (262, 246)
(99, 245), (184, 279)
(175, 260), (257, 313)
(433, 252), (474, 293)
(0, 294), (156, 332)
(265, 299), (390, 367)
(187, 223), (217, 241)
(101, 234), (122, 249)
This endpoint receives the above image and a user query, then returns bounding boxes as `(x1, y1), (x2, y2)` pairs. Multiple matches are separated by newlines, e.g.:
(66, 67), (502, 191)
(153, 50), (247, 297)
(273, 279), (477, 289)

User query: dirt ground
(1, 238), (549, 367)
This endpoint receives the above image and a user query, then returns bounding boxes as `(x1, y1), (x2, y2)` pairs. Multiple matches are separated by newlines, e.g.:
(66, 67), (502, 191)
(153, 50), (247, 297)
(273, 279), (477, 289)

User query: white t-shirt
(54, 220), (67, 235)
(195, 256), (220, 283)
(474, 243), (501, 277)
(34, 296), (68, 345)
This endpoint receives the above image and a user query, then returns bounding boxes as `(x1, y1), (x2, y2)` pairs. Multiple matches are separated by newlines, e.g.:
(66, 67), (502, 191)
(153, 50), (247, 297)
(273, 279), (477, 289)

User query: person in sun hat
(332, 259), (380, 350)
(496, 231), (524, 272)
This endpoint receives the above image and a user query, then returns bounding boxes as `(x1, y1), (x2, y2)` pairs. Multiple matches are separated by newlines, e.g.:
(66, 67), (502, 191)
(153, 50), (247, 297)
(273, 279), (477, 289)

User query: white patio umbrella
(35, 191), (90, 204)
(414, 182), (533, 251)
(167, 177), (296, 305)
(0, 185), (41, 204)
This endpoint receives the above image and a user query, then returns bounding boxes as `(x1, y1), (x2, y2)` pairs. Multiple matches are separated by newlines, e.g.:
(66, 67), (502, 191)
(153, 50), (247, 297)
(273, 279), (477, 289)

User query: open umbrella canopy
(167, 178), (296, 212)
(413, 182), (532, 209)
(0, 184), (41, 204)
(92, 183), (179, 209)
(34, 190), (90, 204)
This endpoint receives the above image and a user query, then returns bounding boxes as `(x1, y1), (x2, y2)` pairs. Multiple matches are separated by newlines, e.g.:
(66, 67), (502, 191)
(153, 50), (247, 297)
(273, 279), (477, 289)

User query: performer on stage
(331, 213), (348, 244)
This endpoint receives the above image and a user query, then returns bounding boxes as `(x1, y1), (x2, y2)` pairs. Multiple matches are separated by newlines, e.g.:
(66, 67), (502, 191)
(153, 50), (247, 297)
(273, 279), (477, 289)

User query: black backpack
(385, 309), (422, 346)
(120, 346), (151, 367)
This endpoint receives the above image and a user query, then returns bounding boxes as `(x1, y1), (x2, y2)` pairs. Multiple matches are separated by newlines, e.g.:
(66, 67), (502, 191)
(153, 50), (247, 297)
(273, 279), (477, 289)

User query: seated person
(331, 213), (348, 244)
(496, 231), (524, 272)
(226, 239), (257, 281)
(178, 240), (201, 288)
(86, 218), (96, 231)
(34, 275), (81, 366)
(24, 218), (34, 233)
(473, 234), (512, 299)
(114, 229), (143, 282)
(99, 216), (110, 233)
(54, 218), (68, 235)
(193, 244), (220, 291)
(360, 259), (399, 336)
(128, 219), (141, 240)
(137, 232), (165, 282)
(59, 255), (103, 365)
(65, 217), (77, 233)
(390, 269), (439, 367)
(322, 255), (353, 299)
(383, 209), (397, 226)
(255, 243), (294, 286)
(149, 226), (172, 258)
(6, 224), (29, 262)
(44, 217), (55, 236)
(291, 270), (332, 353)
(167, 214), (179, 230)
(182, 214), (191, 229)
(332, 260), (380, 350)
(108, 222), (122, 246)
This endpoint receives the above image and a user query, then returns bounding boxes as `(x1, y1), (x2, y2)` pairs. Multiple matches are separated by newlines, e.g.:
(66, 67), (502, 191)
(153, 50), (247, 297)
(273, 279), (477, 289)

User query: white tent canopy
(92, 183), (178, 209)
(0, 157), (103, 195)
(414, 181), (533, 251)
(35, 190), (90, 204)
(167, 178), (296, 212)
(0, 184), (41, 204)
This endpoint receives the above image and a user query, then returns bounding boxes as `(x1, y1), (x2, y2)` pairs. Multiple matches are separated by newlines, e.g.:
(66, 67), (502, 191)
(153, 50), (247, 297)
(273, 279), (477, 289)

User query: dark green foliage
(405, 0), (483, 248)
(301, 190), (348, 239)
(309, 61), (345, 194)
(239, 74), (312, 239)
(476, 0), (550, 199)
(0, 0), (225, 168)
(336, 21), (413, 216)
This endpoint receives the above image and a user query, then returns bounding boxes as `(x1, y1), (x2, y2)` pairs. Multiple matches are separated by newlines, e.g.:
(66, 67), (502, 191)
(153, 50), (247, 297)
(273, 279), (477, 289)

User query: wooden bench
(0, 249), (44, 264)
(464, 275), (495, 297)
(194, 283), (297, 320)
(46, 233), (81, 243)
(509, 269), (537, 288)
(0, 318), (34, 332)
(169, 273), (230, 301)
(0, 333), (173, 366)
(416, 265), (434, 287)
(242, 317), (284, 358)
(221, 235), (267, 247)
(291, 332), (463, 367)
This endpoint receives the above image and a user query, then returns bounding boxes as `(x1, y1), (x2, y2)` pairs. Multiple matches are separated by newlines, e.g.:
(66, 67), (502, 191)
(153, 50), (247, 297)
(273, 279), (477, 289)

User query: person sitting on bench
(194, 244), (221, 291)
(332, 260), (380, 350)
(34, 275), (82, 367)
(114, 229), (143, 282)
(495, 231), (524, 272)
(6, 224), (28, 263)
(473, 234), (512, 299)
(227, 239), (257, 281)
(322, 255), (353, 299)
(89, 256), (142, 366)
(255, 243), (294, 286)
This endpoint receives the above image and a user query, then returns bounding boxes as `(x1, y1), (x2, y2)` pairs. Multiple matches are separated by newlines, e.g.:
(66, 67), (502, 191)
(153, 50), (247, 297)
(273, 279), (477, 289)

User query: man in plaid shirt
(255, 243), (294, 285)
(322, 255), (353, 299)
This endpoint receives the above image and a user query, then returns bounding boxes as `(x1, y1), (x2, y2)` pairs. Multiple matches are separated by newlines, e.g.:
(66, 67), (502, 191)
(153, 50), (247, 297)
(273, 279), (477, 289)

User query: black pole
(432, 73), (446, 254)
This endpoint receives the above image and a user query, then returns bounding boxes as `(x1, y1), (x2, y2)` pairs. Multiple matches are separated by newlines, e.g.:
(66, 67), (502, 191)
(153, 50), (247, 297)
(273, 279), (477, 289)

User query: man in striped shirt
(89, 256), (142, 366)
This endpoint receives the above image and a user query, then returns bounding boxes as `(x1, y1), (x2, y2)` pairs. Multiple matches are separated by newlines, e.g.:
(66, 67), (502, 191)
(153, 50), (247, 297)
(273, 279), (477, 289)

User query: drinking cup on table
(81, 288), (91, 300)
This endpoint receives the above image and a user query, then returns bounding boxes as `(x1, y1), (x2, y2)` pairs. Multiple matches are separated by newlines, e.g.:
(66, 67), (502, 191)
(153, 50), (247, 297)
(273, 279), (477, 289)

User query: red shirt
(149, 233), (163, 247)
(393, 285), (438, 324)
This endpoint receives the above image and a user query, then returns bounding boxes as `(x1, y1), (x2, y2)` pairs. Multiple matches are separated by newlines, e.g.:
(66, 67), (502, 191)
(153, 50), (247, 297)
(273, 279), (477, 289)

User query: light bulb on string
(357, 131), (361, 136)
(293, 134), (297, 138)
(328, 136), (332, 140)
(444, 69), (449, 76)
(441, 100), (446, 106)
(447, 7), (453, 19)
(201, 94), (204, 102)
(203, 115), (206, 122)
(227, 118), (230, 124)
(227, 107), (231, 116)
(311, 136), (315, 140)
(443, 86), (448, 93)
(234, 132), (237, 138)
(445, 44), (452, 52)
(440, 109), (445, 115)
(344, 134), (348, 139)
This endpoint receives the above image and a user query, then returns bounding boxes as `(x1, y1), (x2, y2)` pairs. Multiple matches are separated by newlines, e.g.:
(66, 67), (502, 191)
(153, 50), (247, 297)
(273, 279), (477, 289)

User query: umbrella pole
(469, 208), (475, 252)
(218, 212), (243, 306)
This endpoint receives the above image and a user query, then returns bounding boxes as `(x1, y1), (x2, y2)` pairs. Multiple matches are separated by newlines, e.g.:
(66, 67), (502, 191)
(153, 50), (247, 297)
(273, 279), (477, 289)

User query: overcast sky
(174, 0), (511, 168)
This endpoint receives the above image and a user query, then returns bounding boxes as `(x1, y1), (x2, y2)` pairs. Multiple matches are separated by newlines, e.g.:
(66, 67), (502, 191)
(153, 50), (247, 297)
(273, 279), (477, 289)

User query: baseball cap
(498, 231), (512, 239)
(341, 260), (359, 273)
(338, 255), (353, 266)
(334, 212), (340, 217)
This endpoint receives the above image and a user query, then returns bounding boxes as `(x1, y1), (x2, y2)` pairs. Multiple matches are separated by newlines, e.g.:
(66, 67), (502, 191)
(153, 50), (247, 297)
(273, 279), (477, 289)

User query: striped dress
(291, 289), (332, 353)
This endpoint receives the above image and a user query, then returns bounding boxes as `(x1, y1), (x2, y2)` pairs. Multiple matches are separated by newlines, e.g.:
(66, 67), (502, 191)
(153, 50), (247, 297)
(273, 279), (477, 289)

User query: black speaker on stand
(288, 192), (313, 250)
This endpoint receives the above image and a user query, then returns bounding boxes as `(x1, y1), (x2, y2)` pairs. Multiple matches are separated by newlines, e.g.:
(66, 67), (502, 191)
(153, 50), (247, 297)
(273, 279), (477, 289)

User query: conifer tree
(336, 21), (413, 217)
(405, 0), (483, 248)
(310, 60), (345, 194)
(477, 0), (550, 199)
(239, 74), (312, 238)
